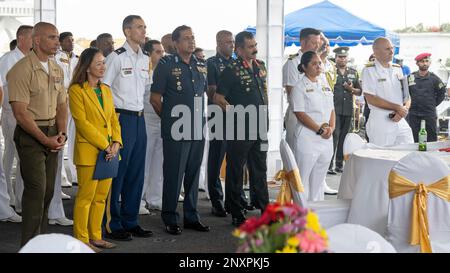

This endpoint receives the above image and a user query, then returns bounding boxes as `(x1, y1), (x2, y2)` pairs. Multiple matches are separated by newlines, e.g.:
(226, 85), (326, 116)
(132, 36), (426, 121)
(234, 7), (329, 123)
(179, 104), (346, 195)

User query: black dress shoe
(184, 221), (210, 232)
(165, 225), (182, 235)
(125, 225), (153, 238)
(335, 167), (344, 173)
(232, 216), (246, 227)
(327, 169), (337, 175)
(104, 229), (132, 241)
(211, 206), (227, 217)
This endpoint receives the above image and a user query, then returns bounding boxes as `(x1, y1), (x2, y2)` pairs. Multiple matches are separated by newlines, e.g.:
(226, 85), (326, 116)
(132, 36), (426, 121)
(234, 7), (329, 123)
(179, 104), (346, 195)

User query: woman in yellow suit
(69, 47), (122, 252)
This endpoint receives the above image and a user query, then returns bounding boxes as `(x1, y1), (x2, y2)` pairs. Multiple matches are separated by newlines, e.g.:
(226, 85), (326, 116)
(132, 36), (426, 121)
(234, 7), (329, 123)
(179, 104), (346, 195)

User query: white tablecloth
(338, 141), (450, 235)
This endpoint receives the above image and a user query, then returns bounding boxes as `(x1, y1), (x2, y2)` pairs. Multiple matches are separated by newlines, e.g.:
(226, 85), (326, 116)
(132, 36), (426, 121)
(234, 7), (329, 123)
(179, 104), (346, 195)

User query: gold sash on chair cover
(275, 169), (304, 205)
(388, 171), (450, 253)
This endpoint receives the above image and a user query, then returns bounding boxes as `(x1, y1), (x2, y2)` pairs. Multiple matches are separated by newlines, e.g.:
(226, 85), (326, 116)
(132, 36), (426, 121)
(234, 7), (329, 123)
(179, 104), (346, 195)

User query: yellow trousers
(73, 165), (112, 243)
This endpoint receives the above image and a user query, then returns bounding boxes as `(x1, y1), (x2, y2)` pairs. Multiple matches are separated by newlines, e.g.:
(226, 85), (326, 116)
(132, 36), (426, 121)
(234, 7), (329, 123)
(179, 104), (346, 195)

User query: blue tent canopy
(246, 0), (400, 48)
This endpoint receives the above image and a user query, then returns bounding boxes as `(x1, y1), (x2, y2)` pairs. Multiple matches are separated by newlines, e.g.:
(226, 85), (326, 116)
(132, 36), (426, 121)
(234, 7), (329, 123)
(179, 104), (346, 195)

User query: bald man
(361, 38), (413, 146)
(7, 22), (68, 246)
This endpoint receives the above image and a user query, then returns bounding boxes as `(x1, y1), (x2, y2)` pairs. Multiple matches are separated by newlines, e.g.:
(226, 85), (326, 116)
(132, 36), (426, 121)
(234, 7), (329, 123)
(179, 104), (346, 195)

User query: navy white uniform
(151, 54), (207, 226)
(283, 51), (302, 148)
(141, 69), (163, 210)
(54, 50), (79, 184)
(0, 47), (25, 212)
(290, 74), (334, 201)
(48, 51), (79, 224)
(0, 75), (21, 221)
(103, 42), (150, 233)
(361, 60), (414, 146)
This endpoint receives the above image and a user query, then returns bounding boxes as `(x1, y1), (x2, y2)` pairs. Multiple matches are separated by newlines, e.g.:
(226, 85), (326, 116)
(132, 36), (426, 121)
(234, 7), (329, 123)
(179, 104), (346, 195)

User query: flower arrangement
(233, 202), (328, 253)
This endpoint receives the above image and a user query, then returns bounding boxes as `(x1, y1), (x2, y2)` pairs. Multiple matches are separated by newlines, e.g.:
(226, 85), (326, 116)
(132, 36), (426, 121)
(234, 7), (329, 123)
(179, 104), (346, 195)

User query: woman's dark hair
(70, 47), (102, 88)
(298, 50), (318, 73)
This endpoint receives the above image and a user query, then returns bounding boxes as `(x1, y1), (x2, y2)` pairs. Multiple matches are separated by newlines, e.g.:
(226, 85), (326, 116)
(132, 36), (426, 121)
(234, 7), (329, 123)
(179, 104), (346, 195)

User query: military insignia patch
(408, 75), (416, 86)
(197, 66), (207, 74)
(171, 68), (182, 77)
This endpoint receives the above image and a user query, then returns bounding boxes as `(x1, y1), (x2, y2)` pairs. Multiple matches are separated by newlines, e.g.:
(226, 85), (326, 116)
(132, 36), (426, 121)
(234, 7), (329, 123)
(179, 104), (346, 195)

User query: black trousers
(207, 139), (227, 208)
(406, 114), (438, 142)
(330, 114), (352, 169)
(208, 139), (252, 210)
(161, 140), (204, 226)
(225, 140), (269, 218)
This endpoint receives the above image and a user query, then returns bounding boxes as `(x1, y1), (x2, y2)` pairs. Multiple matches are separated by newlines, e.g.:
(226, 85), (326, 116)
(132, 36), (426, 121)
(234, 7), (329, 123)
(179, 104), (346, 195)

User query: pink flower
(277, 224), (294, 234)
(297, 230), (328, 253)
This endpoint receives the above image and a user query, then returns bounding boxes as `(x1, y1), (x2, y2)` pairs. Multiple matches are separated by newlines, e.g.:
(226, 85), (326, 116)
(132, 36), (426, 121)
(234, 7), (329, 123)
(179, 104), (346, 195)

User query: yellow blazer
(69, 82), (122, 166)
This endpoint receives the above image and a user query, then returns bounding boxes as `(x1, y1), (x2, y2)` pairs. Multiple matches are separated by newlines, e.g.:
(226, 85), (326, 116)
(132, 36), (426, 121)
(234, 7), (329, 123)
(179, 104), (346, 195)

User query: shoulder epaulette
(142, 50), (149, 57)
(114, 47), (126, 55)
(159, 55), (173, 65)
(288, 53), (299, 60)
(365, 62), (375, 67)
(206, 55), (216, 63)
(392, 63), (401, 68)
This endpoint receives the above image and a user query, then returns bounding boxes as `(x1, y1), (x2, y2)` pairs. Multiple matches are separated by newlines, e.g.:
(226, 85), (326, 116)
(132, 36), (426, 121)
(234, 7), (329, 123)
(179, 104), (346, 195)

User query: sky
(52, 0), (450, 50)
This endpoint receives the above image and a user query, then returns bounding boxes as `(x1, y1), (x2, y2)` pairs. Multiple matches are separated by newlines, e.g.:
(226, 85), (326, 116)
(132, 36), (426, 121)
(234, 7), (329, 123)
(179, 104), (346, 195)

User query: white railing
(0, 2), (33, 17)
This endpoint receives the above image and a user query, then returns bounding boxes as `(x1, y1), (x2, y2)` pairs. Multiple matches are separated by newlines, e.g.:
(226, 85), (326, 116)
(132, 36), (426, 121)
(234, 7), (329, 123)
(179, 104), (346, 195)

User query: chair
(343, 133), (367, 161)
(278, 139), (350, 229)
(387, 152), (450, 253)
(19, 234), (94, 253)
(327, 224), (396, 253)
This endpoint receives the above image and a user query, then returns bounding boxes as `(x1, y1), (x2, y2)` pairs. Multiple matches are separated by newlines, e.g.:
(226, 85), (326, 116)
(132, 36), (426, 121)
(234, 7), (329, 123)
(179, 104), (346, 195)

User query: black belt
(115, 108), (144, 117)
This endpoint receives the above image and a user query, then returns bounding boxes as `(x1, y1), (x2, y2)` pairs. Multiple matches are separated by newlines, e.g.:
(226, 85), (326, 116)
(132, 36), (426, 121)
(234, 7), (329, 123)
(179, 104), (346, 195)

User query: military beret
(415, 53), (431, 62)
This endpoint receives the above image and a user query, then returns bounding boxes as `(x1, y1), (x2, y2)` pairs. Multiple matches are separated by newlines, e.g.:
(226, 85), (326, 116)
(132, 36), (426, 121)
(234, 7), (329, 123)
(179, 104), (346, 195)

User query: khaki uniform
(7, 50), (67, 246)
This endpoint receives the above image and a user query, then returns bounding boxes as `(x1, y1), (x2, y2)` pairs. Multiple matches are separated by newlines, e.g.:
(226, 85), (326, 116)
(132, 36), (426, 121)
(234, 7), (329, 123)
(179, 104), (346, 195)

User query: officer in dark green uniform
(151, 25), (210, 235)
(407, 53), (446, 142)
(329, 47), (361, 174)
(215, 31), (269, 227)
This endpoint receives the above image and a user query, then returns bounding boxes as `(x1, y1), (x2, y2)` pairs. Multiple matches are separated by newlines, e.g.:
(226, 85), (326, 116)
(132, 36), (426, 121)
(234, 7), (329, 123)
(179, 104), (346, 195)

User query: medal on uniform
(259, 69), (267, 78)
(177, 81), (182, 91)
(246, 88), (250, 92)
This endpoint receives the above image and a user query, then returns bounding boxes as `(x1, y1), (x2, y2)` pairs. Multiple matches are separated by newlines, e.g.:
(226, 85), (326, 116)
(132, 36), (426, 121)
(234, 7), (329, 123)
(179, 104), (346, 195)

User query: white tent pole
(256, 0), (284, 180)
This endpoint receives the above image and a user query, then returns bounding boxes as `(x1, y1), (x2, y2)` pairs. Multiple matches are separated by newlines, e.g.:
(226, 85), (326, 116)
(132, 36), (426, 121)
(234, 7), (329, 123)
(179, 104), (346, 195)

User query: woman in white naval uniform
(289, 51), (335, 201)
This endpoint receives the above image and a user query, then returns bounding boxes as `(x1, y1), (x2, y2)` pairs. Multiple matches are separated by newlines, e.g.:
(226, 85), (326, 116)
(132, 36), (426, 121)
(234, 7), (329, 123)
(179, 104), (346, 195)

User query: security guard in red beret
(406, 53), (446, 142)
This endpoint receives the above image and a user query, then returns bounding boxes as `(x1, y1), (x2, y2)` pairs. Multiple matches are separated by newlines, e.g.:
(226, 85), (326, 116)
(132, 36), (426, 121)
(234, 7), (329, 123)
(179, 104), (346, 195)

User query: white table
(338, 141), (450, 236)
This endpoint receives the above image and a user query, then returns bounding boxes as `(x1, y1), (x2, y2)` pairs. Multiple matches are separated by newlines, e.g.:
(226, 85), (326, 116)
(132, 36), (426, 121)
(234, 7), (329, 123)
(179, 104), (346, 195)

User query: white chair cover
(328, 224), (397, 253)
(19, 234), (94, 253)
(309, 199), (351, 229)
(343, 133), (366, 159)
(280, 139), (350, 228)
(387, 152), (450, 253)
(279, 139), (307, 207)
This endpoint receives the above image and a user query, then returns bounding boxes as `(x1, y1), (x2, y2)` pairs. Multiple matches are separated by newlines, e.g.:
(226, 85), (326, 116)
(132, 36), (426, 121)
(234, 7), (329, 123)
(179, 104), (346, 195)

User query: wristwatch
(316, 127), (324, 135)
(61, 132), (67, 142)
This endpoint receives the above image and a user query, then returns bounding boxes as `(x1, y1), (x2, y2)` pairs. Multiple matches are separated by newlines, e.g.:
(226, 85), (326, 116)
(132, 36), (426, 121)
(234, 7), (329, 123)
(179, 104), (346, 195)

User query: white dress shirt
(103, 41), (151, 111)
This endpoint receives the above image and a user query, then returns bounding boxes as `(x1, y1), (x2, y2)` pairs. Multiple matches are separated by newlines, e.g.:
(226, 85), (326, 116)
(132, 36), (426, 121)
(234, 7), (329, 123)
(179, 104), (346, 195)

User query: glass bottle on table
(418, 120), (427, 152)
